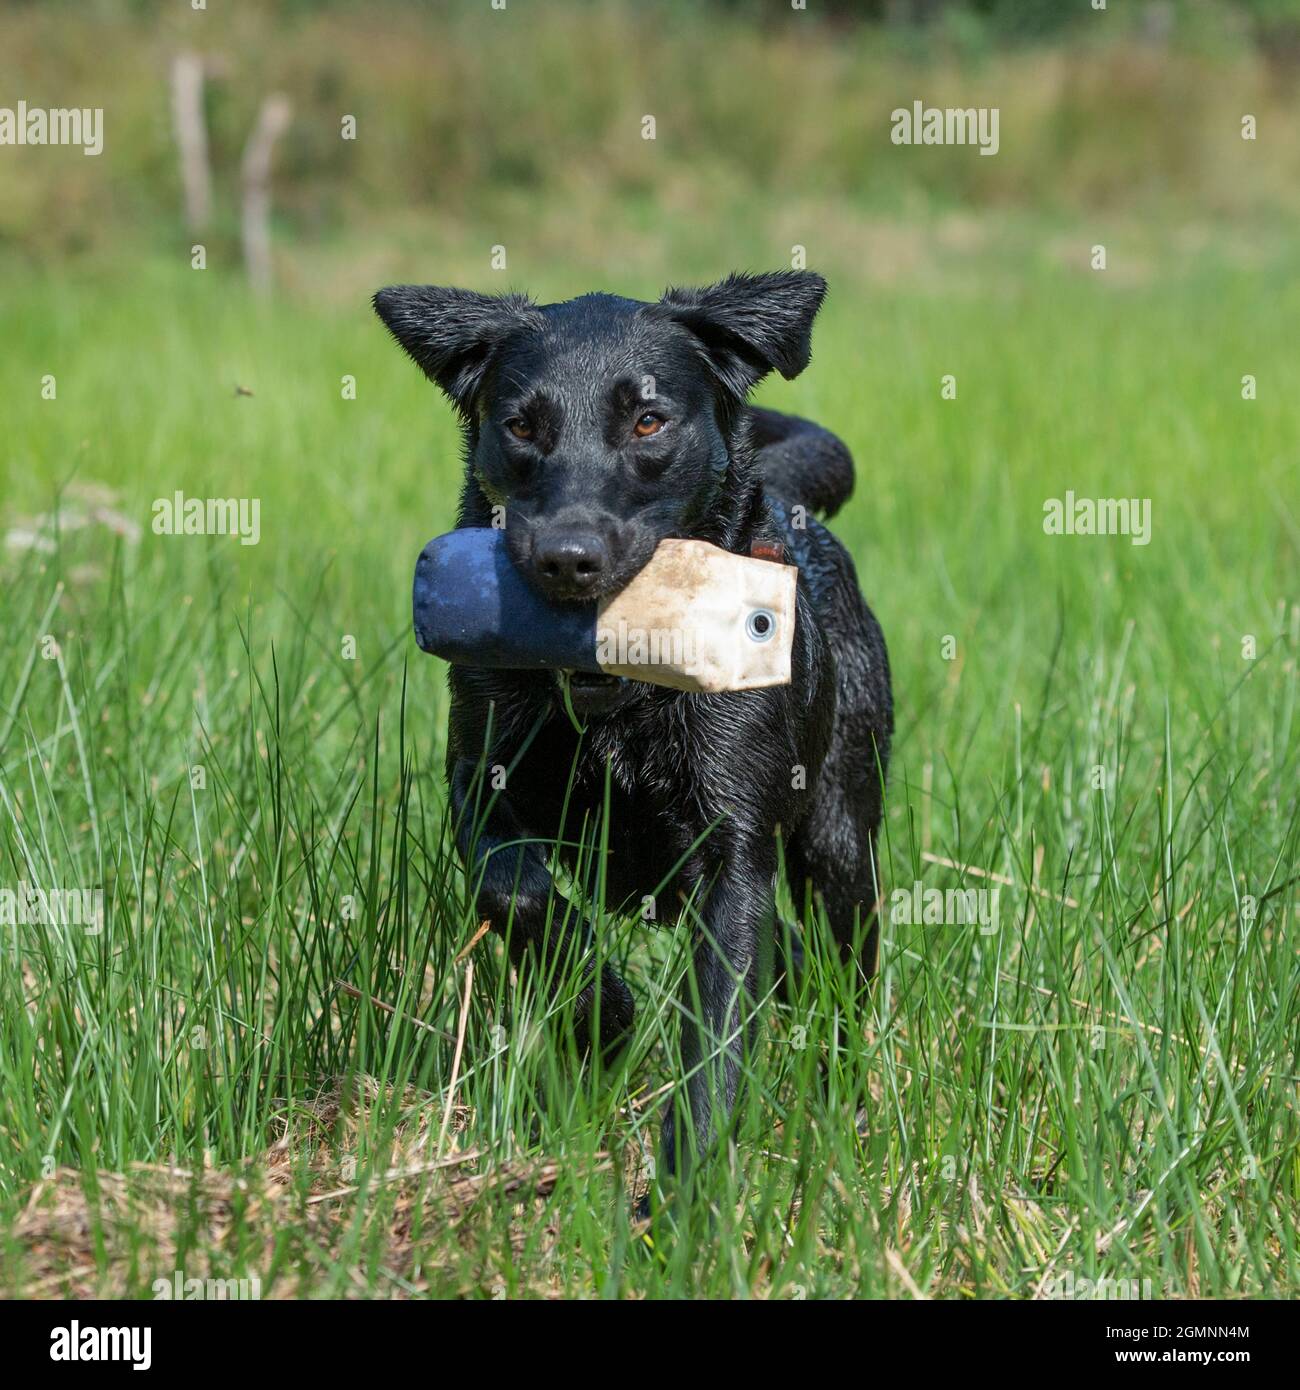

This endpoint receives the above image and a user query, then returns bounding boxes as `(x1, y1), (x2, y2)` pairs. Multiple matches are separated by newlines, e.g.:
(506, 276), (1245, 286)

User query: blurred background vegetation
(3, 0), (1300, 280)
(4, 0), (1297, 586)
(3, 0), (1297, 578)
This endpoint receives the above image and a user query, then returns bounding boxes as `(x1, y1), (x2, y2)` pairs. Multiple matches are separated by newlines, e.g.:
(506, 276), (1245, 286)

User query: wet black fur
(374, 271), (892, 1190)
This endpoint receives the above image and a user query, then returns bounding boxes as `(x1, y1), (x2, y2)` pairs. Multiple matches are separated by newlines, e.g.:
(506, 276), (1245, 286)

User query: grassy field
(1, 220), (1296, 1298)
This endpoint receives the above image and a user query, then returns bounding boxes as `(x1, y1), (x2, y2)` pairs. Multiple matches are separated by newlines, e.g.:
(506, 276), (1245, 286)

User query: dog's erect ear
(656, 270), (827, 398)
(372, 285), (543, 414)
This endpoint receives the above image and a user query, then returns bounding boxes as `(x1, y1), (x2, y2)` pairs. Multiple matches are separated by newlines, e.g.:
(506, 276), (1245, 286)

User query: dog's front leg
(659, 837), (777, 1183)
(449, 758), (634, 1056)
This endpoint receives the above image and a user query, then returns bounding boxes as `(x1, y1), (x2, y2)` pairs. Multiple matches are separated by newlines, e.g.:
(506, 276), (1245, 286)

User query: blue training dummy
(413, 528), (797, 693)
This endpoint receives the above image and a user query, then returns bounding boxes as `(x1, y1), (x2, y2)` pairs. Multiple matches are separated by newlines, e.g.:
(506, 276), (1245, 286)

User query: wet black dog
(374, 271), (892, 1187)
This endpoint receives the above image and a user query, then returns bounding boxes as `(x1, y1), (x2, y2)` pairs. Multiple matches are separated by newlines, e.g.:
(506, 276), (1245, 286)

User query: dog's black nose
(532, 529), (609, 597)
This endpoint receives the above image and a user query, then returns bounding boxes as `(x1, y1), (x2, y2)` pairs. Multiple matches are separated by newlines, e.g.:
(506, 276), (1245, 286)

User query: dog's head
(374, 271), (826, 603)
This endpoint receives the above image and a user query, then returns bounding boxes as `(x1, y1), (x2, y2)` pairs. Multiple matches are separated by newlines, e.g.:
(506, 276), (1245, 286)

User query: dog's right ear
(372, 285), (542, 415)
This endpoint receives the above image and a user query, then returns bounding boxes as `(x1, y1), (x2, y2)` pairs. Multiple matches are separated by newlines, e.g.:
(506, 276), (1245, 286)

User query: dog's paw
(572, 965), (636, 1061)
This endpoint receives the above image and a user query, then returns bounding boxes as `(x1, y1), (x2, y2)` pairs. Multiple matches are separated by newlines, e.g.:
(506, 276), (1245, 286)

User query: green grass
(1, 233), (1297, 1299)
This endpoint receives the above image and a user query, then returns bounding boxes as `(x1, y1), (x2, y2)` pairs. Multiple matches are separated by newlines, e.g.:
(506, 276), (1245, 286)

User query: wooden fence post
(240, 94), (292, 296)
(169, 51), (213, 234)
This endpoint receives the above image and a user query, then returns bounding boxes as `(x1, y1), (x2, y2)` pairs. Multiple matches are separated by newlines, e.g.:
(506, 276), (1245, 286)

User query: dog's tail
(749, 406), (854, 521)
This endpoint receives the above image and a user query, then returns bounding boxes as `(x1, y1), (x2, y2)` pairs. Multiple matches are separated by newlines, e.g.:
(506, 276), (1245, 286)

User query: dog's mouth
(554, 669), (639, 717)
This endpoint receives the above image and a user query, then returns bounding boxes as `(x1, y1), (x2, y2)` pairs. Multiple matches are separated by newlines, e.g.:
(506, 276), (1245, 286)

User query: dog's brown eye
(633, 413), (663, 438)
(506, 418), (532, 441)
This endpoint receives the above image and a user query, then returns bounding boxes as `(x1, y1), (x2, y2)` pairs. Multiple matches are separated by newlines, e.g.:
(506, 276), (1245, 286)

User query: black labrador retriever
(375, 270), (892, 1189)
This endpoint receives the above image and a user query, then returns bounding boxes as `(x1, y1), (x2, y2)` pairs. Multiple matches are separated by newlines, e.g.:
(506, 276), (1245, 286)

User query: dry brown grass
(6, 1076), (594, 1300)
